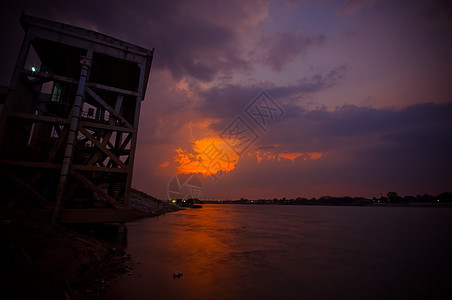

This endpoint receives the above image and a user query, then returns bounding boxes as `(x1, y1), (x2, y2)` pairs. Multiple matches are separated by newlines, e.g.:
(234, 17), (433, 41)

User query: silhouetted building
(0, 13), (153, 226)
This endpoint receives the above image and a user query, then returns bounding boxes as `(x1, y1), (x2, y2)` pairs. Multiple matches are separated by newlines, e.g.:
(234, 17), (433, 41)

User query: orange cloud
(159, 161), (170, 168)
(174, 137), (240, 176)
(256, 151), (276, 163)
(278, 153), (303, 161)
(174, 137), (324, 176)
(306, 152), (322, 160)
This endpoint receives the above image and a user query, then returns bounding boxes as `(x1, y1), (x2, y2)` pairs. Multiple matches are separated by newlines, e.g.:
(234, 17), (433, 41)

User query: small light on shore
(31, 66), (36, 72)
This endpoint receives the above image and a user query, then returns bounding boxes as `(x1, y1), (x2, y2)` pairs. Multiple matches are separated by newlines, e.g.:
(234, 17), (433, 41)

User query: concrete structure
(0, 13), (153, 225)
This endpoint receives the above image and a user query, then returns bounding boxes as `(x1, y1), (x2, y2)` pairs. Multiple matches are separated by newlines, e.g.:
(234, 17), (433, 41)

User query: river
(102, 204), (452, 299)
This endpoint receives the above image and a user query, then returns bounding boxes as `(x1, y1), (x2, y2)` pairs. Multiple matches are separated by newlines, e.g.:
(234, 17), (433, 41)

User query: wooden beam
(59, 208), (130, 223)
(114, 94), (123, 113)
(21, 68), (78, 85)
(28, 78), (48, 86)
(86, 82), (140, 97)
(0, 160), (61, 169)
(69, 170), (122, 208)
(85, 87), (132, 128)
(77, 137), (90, 145)
(111, 95), (123, 152)
(72, 165), (129, 173)
(0, 209), (53, 222)
(48, 127), (68, 162)
(52, 123), (63, 136)
(87, 131), (112, 166)
(78, 126), (127, 169)
(118, 133), (132, 151)
(88, 131), (113, 165)
(3, 127), (66, 207)
(86, 152), (106, 167)
(0, 167), (53, 209)
(79, 120), (134, 133)
(107, 141), (115, 150)
(7, 111), (69, 124)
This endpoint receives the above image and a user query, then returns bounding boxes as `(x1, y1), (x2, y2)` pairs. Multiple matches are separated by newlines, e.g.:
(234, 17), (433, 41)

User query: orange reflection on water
(166, 207), (241, 299)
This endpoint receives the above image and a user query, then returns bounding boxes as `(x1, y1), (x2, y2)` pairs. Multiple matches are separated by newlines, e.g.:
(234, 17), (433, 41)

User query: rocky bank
(0, 191), (180, 299)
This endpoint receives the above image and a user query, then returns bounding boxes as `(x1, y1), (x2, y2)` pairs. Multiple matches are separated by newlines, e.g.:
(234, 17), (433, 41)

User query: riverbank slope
(0, 191), (179, 299)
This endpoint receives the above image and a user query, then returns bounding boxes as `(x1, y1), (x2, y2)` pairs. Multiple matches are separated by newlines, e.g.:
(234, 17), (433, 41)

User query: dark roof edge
(20, 12), (154, 58)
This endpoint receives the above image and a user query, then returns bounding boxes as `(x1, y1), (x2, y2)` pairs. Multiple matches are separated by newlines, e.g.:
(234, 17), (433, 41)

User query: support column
(52, 52), (92, 223)
(0, 29), (34, 151)
(123, 63), (145, 207)
(9, 28), (34, 89)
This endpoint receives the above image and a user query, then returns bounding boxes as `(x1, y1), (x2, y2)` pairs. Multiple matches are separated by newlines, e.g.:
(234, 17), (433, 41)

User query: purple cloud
(256, 31), (325, 72)
(197, 66), (347, 126)
(0, 0), (269, 83)
(337, 0), (377, 16)
(209, 101), (452, 198)
(262, 102), (452, 152)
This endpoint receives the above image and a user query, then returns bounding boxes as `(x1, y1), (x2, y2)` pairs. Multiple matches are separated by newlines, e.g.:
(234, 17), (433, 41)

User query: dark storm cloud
(264, 101), (452, 153)
(196, 74), (452, 177)
(256, 31), (326, 72)
(0, 0), (258, 84)
(198, 65), (347, 127)
(270, 65), (347, 101)
(134, 1), (249, 81)
(415, 0), (452, 25)
(237, 101), (452, 196)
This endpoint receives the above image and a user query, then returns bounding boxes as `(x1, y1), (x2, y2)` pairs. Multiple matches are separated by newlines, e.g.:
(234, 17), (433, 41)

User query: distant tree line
(206, 192), (452, 206)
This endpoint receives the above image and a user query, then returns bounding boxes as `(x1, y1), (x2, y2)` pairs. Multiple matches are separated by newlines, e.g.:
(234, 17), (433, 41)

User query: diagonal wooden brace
(78, 126), (127, 169)
(69, 169), (122, 208)
(0, 167), (53, 209)
(85, 87), (132, 128)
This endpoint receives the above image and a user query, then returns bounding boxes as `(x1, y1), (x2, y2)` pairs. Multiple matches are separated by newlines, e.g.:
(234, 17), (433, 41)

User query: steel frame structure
(0, 14), (153, 224)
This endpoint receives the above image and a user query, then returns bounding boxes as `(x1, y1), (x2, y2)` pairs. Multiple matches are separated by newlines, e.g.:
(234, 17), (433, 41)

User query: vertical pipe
(52, 53), (92, 223)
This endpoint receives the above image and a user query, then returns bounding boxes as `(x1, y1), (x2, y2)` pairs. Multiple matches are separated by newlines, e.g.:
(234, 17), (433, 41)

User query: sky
(1, 0), (451, 200)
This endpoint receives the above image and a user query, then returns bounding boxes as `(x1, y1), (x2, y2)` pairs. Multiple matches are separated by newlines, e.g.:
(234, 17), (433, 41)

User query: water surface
(102, 205), (452, 299)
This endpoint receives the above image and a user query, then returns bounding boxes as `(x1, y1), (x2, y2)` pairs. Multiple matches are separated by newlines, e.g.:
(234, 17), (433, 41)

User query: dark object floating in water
(173, 271), (183, 278)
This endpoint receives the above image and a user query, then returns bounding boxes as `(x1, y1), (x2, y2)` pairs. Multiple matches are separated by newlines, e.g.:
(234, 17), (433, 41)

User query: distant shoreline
(204, 202), (452, 208)
(202, 192), (452, 208)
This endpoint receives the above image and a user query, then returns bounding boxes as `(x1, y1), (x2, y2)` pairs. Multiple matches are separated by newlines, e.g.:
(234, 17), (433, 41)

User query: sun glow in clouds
(174, 137), (240, 176)
(173, 129), (324, 176)
(174, 136), (324, 176)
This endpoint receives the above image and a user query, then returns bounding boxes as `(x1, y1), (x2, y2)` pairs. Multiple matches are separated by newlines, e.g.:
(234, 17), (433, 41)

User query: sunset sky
(1, 0), (451, 200)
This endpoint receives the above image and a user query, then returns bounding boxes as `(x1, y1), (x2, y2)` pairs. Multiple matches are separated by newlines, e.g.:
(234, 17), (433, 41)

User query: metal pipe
(52, 53), (92, 223)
